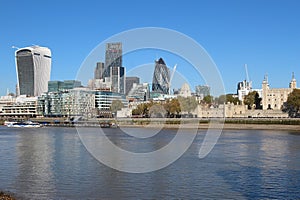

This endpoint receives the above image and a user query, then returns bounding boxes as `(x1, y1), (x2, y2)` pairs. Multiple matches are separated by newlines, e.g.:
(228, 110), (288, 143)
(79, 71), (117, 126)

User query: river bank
(1, 118), (300, 131)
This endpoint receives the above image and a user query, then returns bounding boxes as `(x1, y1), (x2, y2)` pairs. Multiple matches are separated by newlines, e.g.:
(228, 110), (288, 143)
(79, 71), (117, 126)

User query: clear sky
(0, 0), (299, 96)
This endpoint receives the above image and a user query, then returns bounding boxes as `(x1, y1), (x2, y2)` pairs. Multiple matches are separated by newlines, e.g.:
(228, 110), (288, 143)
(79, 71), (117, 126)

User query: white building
(16, 46), (51, 97)
(0, 95), (38, 118)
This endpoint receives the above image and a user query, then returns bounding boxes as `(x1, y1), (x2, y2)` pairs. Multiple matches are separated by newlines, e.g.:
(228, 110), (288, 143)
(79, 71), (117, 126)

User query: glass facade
(48, 80), (82, 92)
(152, 58), (170, 94)
(16, 46), (51, 97)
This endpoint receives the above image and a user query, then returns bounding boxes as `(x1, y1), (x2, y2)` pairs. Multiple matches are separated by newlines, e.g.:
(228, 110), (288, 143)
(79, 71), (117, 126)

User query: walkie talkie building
(16, 46), (51, 97)
(152, 58), (170, 94)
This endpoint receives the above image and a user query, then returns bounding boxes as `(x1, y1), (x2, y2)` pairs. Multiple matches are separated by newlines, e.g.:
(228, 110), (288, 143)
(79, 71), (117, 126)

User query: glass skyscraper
(105, 42), (125, 94)
(152, 58), (170, 94)
(15, 46), (51, 97)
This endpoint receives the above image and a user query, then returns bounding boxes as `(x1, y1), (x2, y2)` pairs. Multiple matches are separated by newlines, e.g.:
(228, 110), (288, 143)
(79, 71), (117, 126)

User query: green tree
(110, 100), (124, 113)
(217, 95), (227, 104)
(217, 94), (240, 105)
(244, 91), (261, 109)
(284, 89), (300, 117)
(202, 95), (213, 105)
(164, 99), (181, 117)
(178, 96), (198, 113)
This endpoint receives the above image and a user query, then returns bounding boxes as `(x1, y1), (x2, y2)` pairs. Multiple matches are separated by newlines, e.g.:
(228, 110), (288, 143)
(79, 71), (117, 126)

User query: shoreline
(119, 123), (300, 131)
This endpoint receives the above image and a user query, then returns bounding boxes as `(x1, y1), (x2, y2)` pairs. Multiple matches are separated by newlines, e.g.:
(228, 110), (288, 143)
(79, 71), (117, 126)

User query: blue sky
(0, 0), (299, 96)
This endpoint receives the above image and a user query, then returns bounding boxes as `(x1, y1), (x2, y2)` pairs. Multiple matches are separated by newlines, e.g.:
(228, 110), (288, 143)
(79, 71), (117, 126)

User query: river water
(0, 126), (300, 199)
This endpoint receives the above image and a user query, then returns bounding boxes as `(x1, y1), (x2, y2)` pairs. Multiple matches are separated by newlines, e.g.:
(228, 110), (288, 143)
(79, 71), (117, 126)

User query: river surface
(0, 126), (300, 199)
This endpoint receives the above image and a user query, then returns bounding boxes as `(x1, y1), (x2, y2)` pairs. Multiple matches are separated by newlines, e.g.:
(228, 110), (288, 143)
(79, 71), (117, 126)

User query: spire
(292, 72), (295, 80)
(263, 73), (268, 83)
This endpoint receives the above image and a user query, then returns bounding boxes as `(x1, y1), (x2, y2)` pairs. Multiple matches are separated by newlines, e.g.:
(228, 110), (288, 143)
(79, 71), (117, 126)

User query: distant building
(262, 73), (297, 110)
(111, 66), (125, 94)
(1, 95), (38, 118)
(127, 83), (150, 101)
(0, 95), (16, 113)
(125, 77), (140, 95)
(94, 62), (105, 79)
(88, 78), (111, 91)
(152, 58), (170, 94)
(195, 85), (210, 98)
(237, 80), (252, 101)
(15, 46), (51, 97)
(38, 88), (96, 118)
(48, 80), (82, 92)
(179, 83), (192, 98)
(105, 42), (125, 94)
(94, 91), (128, 117)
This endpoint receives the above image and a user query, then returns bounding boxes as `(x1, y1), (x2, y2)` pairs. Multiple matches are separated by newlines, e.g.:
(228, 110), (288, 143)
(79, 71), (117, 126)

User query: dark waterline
(0, 127), (300, 199)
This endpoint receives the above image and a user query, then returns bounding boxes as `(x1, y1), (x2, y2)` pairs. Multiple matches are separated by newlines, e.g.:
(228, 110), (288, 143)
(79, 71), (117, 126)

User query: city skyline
(1, 1), (300, 96)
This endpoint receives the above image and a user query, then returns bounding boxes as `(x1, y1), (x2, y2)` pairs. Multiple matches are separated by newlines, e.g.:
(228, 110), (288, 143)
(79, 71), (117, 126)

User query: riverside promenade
(3, 117), (299, 131)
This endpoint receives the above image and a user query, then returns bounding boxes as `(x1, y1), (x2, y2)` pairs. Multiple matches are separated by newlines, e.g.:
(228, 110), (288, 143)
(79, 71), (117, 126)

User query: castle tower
(262, 74), (269, 110)
(289, 72), (297, 89)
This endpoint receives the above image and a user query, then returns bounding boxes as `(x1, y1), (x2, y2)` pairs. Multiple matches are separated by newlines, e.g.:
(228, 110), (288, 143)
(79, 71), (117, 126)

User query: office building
(15, 46), (51, 97)
(104, 42), (125, 94)
(94, 62), (105, 79)
(38, 88), (95, 118)
(105, 42), (122, 78)
(48, 80), (82, 92)
(152, 58), (170, 94)
(195, 85), (210, 98)
(111, 66), (125, 94)
(127, 83), (150, 101)
(125, 77), (140, 95)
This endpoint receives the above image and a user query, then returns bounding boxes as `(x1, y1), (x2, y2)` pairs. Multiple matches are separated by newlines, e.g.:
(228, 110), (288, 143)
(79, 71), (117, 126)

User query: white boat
(4, 121), (17, 126)
(7, 121), (41, 128)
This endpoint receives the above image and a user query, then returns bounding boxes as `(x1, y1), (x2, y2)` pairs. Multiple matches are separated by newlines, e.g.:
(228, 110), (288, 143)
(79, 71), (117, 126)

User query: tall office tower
(152, 58), (170, 94)
(105, 42), (125, 94)
(125, 76), (140, 95)
(111, 66), (125, 94)
(15, 46), (51, 97)
(105, 42), (122, 78)
(94, 62), (105, 79)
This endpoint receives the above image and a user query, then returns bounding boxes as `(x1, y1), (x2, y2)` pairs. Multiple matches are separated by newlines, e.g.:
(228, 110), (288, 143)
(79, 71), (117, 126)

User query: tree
(110, 100), (124, 113)
(164, 99), (181, 117)
(178, 96), (198, 113)
(216, 94), (240, 105)
(284, 89), (300, 117)
(202, 95), (213, 105)
(244, 91), (261, 109)
(217, 95), (226, 104)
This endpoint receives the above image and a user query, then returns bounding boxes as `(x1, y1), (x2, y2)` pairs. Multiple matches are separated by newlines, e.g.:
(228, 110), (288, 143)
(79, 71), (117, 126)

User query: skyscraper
(125, 77), (140, 95)
(105, 42), (122, 78)
(15, 46), (51, 96)
(111, 66), (125, 94)
(105, 42), (125, 94)
(94, 62), (105, 79)
(152, 58), (170, 94)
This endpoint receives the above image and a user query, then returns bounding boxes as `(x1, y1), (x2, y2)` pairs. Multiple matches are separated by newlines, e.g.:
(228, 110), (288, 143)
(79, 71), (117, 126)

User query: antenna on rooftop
(244, 64), (250, 82)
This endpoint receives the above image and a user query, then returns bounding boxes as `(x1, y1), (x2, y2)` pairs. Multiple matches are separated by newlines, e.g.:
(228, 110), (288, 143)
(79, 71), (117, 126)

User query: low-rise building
(262, 73), (297, 110)
(1, 95), (38, 118)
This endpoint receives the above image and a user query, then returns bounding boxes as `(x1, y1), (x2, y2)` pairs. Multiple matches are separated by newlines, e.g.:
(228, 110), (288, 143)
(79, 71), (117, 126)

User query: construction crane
(168, 64), (177, 95)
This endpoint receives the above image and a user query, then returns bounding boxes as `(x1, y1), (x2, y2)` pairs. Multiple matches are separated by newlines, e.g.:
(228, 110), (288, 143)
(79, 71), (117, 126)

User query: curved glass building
(15, 46), (51, 97)
(152, 58), (170, 94)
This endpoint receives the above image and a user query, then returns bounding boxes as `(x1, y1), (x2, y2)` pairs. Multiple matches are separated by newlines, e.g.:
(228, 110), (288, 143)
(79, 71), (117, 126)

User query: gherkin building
(152, 58), (170, 94)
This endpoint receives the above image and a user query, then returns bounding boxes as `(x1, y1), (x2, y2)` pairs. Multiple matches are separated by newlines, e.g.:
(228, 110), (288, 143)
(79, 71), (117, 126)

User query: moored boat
(7, 121), (41, 128)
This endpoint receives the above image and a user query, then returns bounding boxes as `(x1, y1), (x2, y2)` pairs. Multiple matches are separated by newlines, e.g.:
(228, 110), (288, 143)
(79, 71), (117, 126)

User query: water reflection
(0, 127), (299, 199)
(15, 129), (55, 199)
